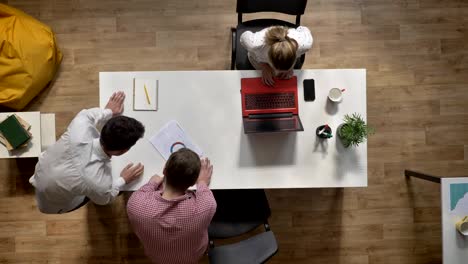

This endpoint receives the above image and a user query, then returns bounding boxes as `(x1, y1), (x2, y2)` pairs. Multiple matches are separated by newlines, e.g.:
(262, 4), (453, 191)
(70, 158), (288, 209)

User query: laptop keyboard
(245, 93), (295, 110)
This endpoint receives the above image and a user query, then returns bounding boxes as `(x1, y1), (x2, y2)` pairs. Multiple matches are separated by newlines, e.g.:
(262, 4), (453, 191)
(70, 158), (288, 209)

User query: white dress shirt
(29, 108), (126, 214)
(240, 26), (313, 71)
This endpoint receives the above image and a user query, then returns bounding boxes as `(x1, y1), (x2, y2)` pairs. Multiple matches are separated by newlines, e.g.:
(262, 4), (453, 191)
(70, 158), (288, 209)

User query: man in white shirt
(30, 91), (145, 214)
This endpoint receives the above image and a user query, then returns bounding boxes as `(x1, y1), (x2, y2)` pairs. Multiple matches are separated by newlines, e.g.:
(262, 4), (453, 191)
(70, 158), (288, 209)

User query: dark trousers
(59, 197), (90, 213)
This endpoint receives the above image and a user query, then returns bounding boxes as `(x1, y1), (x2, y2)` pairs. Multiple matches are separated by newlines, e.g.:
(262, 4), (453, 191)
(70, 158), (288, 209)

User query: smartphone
(303, 79), (315, 101)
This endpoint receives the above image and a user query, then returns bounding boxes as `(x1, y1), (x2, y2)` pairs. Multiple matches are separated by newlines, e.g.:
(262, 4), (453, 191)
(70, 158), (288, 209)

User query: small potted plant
(338, 113), (374, 148)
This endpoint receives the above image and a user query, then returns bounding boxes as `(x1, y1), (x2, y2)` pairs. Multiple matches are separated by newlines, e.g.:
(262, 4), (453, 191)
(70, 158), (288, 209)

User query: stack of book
(0, 114), (32, 151)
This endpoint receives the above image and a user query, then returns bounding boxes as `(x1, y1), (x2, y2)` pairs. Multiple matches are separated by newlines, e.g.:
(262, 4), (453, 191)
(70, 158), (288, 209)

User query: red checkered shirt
(127, 180), (217, 264)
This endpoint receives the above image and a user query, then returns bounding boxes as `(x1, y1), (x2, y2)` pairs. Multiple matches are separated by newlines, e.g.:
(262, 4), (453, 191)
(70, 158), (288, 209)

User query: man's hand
(197, 158), (213, 186)
(261, 64), (275, 86)
(149, 174), (163, 184)
(120, 163), (144, 184)
(105, 91), (125, 116)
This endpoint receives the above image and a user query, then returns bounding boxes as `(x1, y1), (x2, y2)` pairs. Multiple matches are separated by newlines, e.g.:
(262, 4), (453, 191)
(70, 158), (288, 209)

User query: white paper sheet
(150, 120), (203, 160)
(133, 78), (158, 111)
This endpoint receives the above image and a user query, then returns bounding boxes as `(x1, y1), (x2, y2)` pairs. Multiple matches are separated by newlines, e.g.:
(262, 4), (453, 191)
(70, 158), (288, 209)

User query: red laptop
(241, 76), (304, 134)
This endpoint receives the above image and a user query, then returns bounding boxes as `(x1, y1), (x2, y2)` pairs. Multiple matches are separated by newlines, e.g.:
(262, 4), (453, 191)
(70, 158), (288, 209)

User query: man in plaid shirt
(127, 148), (216, 264)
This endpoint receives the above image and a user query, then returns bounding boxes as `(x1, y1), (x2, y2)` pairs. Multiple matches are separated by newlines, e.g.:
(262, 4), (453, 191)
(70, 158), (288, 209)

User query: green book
(0, 115), (31, 149)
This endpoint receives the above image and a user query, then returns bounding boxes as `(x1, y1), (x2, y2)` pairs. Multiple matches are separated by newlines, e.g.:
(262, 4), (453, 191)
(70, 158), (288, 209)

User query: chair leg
(295, 15), (301, 27)
(231, 27), (236, 70)
(294, 54), (305, 70)
(404, 170), (442, 183)
(230, 28), (236, 70)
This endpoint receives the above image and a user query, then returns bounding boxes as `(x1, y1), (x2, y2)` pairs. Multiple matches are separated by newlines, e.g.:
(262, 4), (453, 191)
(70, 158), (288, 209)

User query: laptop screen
(243, 115), (304, 133)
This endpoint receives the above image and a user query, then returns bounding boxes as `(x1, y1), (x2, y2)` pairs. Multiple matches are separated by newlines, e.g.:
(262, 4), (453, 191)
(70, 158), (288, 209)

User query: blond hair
(265, 26), (298, 71)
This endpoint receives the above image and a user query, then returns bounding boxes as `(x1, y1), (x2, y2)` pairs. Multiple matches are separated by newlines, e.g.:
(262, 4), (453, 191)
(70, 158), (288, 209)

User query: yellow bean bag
(0, 4), (62, 110)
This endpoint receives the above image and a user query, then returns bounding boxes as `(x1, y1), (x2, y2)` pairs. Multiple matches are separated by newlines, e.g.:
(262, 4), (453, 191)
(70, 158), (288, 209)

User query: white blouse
(240, 26), (313, 70)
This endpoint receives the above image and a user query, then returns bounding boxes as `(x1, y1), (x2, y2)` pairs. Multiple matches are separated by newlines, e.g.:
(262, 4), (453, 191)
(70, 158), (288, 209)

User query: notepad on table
(133, 78), (158, 111)
(0, 115), (32, 150)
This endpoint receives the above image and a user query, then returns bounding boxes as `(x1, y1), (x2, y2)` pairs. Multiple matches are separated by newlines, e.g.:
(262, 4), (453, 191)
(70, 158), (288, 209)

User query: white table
(99, 70), (367, 190)
(441, 177), (468, 264)
(40, 113), (56, 151)
(0, 112), (56, 158)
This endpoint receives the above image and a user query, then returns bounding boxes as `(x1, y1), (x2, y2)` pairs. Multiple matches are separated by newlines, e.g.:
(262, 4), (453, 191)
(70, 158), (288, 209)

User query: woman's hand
(277, 70), (293, 79)
(260, 63), (275, 86)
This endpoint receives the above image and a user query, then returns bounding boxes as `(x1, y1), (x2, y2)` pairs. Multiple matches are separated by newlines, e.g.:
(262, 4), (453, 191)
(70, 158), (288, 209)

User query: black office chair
(208, 189), (278, 264)
(231, 0), (308, 70)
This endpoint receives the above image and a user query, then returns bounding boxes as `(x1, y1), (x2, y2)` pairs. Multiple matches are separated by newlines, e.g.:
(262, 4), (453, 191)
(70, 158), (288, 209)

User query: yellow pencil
(144, 84), (151, 105)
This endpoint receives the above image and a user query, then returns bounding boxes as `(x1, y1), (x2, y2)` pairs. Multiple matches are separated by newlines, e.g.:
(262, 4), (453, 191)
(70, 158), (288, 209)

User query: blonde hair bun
(265, 26), (298, 71)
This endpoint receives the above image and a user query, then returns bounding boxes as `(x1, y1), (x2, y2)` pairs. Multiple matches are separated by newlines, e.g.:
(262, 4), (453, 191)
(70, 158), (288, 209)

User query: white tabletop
(99, 70), (367, 190)
(40, 113), (56, 151)
(441, 177), (468, 264)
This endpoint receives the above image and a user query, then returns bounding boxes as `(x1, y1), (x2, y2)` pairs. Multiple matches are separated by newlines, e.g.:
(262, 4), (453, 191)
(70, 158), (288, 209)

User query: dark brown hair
(100, 116), (145, 151)
(164, 148), (201, 191)
(265, 26), (298, 71)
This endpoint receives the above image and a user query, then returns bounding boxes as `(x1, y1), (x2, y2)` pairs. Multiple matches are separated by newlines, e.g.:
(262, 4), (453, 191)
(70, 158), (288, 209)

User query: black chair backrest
(209, 189), (272, 239)
(236, 0), (308, 25)
(211, 189), (271, 222)
(237, 0), (307, 15)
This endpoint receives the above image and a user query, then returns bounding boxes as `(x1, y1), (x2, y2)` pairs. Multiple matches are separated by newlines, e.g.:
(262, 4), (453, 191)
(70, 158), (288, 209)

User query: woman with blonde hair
(240, 25), (313, 86)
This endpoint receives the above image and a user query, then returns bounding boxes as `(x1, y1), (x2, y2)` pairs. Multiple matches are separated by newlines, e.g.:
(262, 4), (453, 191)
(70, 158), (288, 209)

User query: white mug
(328, 88), (343, 103)
(456, 216), (468, 236)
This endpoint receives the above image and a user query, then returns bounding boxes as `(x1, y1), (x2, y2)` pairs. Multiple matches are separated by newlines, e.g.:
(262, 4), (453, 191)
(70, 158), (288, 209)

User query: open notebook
(133, 78), (158, 111)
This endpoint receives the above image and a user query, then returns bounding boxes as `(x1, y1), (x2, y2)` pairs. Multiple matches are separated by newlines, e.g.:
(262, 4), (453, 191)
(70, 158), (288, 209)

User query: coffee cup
(328, 88), (343, 103)
(456, 216), (468, 235)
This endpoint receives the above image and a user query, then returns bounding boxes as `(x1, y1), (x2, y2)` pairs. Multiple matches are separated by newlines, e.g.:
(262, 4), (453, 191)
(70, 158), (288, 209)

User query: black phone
(303, 79), (315, 101)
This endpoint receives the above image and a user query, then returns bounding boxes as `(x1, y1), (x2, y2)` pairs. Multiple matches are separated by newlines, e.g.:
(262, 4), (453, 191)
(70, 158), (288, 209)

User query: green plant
(338, 113), (374, 147)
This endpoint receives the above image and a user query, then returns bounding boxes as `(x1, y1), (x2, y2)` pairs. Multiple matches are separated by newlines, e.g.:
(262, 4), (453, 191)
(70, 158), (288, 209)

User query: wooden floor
(1, 0), (468, 263)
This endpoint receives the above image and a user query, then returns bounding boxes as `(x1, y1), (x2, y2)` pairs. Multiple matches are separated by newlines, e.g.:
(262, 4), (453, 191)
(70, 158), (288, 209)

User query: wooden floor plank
(43, 17), (117, 34)
(56, 32), (156, 49)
